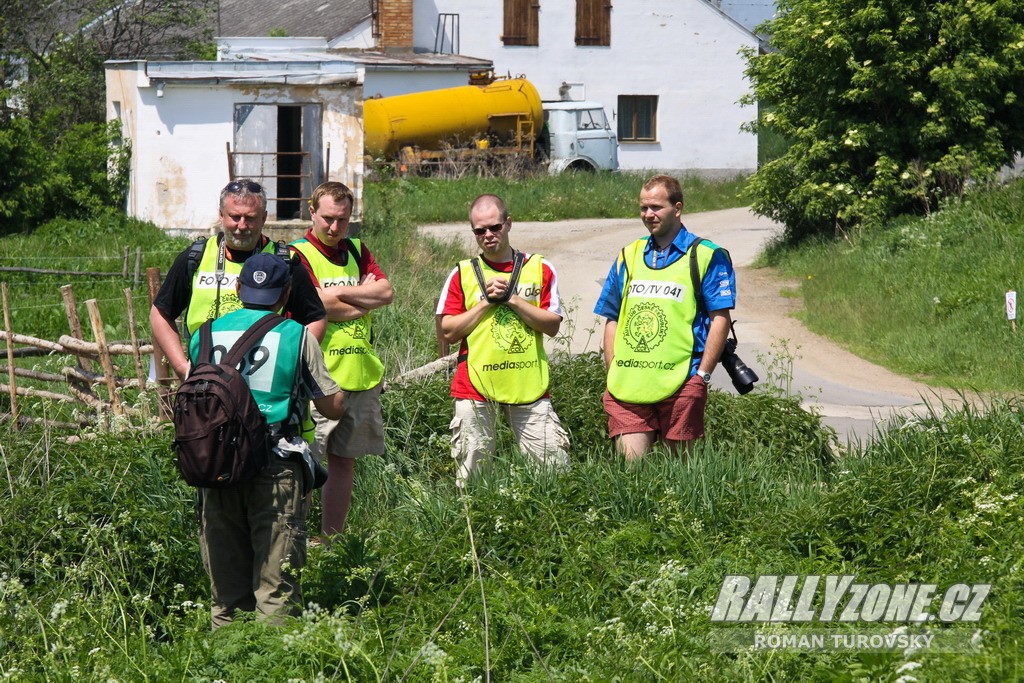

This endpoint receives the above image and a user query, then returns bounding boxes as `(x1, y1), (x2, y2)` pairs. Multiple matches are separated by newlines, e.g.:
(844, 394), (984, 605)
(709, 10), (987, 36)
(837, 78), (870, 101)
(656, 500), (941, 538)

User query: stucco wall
(105, 62), (364, 235)
(413, 1), (759, 174)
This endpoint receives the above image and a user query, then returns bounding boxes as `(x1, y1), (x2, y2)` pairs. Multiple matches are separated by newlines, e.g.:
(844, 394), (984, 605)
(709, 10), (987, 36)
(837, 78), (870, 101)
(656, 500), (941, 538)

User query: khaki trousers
(450, 398), (570, 487)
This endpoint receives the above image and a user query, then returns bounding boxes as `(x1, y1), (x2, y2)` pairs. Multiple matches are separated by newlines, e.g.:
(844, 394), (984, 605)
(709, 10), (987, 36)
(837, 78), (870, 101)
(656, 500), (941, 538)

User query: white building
(105, 36), (490, 234)
(412, 0), (763, 174)
(105, 0), (764, 233)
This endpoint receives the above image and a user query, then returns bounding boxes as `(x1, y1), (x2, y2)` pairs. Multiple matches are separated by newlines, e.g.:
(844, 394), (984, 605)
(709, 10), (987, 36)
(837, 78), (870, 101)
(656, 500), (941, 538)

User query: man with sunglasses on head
(150, 179), (327, 381)
(289, 181), (393, 539)
(436, 194), (570, 487)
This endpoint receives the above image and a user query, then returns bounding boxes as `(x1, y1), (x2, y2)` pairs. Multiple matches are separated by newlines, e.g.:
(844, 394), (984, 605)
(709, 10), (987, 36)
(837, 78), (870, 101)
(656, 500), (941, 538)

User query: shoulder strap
(274, 240), (290, 260)
(196, 319), (215, 372)
(186, 237), (208, 281)
(504, 251), (526, 299)
(689, 235), (707, 315)
(470, 258), (489, 297)
(347, 239), (361, 266)
(222, 313), (286, 368)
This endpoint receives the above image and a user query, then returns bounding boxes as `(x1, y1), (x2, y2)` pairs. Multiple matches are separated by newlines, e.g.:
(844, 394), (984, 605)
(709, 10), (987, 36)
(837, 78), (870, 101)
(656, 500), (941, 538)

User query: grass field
(2, 175), (1023, 680)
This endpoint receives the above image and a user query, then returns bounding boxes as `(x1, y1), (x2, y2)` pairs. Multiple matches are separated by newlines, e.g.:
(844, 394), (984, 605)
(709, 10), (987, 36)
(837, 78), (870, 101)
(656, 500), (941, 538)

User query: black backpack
(172, 313), (285, 488)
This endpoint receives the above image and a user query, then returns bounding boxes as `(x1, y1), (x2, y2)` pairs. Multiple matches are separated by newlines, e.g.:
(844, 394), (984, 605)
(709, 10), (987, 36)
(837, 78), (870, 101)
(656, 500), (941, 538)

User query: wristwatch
(696, 370), (713, 385)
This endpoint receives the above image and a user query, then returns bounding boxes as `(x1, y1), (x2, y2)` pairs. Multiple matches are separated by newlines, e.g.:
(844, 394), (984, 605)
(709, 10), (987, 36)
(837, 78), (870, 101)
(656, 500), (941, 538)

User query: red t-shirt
(291, 230), (387, 284)
(436, 254), (563, 401)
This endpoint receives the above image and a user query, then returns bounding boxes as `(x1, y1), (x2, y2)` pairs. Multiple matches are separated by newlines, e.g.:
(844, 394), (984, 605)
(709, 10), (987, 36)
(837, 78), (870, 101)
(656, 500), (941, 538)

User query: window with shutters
(617, 95), (658, 142)
(503, 0), (539, 46)
(576, 0), (611, 46)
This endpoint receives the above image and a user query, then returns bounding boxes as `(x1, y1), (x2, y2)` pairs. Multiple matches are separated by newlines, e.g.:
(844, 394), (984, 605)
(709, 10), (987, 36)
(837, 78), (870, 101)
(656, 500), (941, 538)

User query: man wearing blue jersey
(594, 175), (736, 459)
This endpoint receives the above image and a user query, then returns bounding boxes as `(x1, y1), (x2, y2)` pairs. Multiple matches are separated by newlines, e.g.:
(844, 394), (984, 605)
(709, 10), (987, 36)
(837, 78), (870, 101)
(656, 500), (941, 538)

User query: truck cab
(542, 101), (619, 174)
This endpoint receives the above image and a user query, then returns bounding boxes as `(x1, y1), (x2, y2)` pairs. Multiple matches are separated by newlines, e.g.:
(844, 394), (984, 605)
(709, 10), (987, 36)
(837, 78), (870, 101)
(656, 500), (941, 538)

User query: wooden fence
(1, 263), (458, 431)
(1, 268), (171, 430)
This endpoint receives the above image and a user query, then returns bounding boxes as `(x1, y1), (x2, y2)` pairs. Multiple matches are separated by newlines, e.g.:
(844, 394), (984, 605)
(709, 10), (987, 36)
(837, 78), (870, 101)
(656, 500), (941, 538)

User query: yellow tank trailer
(363, 75), (618, 173)
(364, 77), (544, 158)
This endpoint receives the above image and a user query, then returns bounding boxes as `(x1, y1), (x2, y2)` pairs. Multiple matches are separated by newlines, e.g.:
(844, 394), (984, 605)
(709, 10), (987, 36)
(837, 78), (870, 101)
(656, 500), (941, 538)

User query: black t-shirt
(153, 235), (326, 329)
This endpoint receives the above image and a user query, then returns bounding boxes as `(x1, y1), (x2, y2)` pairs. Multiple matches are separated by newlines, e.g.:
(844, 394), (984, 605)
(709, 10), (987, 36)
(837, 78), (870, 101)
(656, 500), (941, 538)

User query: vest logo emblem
(339, 318), (368, 340)
(204, 294), (242, 321)
(491, 306), (533, 354)
(623, 301), (667, 353)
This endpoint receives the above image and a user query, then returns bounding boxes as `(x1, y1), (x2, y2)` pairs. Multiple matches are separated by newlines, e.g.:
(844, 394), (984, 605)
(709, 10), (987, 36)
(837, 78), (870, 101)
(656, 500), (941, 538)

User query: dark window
(576, 0), (611, 46)
(617, 95), (658, 141)
(504, 0), (539, 46)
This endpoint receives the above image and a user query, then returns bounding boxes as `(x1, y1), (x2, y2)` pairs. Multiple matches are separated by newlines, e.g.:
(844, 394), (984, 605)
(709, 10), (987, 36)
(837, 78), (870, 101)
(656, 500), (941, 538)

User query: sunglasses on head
(225, 180), (263, 193)
(472, 222), (505, 236)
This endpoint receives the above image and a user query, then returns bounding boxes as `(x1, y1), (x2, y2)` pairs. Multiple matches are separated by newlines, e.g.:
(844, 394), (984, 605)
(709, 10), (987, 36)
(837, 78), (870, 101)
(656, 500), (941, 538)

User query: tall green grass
(365, 172), (751, 223)
(765, 178), (1024, 392)
(3, 386), (1021, 680)
(5, 175), (1023, 679)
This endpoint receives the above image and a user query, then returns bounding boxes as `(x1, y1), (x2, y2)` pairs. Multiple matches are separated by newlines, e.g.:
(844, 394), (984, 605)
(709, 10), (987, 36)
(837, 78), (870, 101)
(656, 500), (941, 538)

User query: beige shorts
(450, 397), (570, 486)
(310, 381), (385, 460)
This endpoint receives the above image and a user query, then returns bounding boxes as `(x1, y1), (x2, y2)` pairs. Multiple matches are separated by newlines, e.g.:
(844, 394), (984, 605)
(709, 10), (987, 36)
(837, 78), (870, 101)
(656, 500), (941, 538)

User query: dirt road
(420, 208), (961, 445)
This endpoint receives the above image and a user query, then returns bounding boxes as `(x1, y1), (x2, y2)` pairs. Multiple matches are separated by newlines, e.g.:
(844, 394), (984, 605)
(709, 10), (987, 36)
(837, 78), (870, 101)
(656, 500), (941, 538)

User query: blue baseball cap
(238, 253), (291, 306)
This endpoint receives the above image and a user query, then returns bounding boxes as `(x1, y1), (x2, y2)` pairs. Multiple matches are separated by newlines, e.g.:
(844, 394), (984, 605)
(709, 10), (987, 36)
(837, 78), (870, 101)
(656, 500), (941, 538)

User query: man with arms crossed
(437, 194), (570, 486)
(290, 181), (393, 537)
(594, 175), (736, 459)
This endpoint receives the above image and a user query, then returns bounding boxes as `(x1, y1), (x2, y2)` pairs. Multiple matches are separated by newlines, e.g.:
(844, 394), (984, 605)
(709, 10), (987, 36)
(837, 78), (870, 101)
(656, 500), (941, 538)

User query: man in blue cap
(187, 253), (344, 629)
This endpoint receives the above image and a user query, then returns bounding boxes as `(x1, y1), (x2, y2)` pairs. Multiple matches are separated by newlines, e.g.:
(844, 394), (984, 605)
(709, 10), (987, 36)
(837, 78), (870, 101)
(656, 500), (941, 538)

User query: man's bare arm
(699, 310), (732, 375)
(149, 305), (189, 379)
(603, 319), (617, 371)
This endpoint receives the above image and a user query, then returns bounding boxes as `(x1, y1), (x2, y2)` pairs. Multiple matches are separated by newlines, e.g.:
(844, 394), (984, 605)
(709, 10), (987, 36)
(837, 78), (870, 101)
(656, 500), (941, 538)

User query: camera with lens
(719, 327), (759, 395)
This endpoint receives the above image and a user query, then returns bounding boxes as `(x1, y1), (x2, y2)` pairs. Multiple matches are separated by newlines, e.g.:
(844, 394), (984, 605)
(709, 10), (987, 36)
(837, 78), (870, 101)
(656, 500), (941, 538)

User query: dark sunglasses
(225, 180), (263, 193)
(472, 222), (505, 236)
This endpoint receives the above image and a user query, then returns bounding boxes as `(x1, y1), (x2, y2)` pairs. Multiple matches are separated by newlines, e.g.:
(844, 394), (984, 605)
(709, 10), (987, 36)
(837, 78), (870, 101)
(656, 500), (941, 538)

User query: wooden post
(133, 247), (142, 289)
(146, 267), (172, 419)
(124, 288), (151, 419)
(122, 247), (130, 278)
(2, 283), (19, 429)
(85, 299), (123, 416)
(61, 284), (94, 372)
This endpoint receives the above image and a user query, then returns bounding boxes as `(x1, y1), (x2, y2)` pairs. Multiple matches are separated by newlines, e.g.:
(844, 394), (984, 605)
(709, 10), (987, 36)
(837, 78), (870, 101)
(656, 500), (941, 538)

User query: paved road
(420, 208), (960, 446)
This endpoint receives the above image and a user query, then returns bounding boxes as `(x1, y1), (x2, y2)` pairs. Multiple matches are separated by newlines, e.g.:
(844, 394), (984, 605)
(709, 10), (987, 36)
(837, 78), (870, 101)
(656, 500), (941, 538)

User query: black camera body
(720, 336), (759, 395)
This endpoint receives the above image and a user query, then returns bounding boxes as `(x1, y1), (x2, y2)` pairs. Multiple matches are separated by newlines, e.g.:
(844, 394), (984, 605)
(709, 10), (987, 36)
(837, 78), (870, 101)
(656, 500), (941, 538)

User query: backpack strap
(186, 236), (208, 280)
(222, 313), (287, 368)
(689, 235), (708, 315)
(196, 319), (215, 374)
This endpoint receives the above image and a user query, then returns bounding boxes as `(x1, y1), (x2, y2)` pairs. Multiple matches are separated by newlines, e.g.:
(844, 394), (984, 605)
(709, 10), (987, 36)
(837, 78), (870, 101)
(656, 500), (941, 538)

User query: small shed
(105, 38), (491, 234)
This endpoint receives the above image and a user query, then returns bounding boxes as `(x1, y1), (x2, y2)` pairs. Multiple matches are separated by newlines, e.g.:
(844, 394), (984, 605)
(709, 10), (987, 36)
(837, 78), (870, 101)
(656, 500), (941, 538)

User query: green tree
(743, 0), (1024, 242)
(0, 0), (212, 231)
(2, 0), (215, 127)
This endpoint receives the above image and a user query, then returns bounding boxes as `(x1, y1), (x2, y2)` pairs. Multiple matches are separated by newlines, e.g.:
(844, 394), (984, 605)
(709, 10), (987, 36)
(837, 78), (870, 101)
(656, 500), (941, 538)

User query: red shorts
(603, 374), (708, 441)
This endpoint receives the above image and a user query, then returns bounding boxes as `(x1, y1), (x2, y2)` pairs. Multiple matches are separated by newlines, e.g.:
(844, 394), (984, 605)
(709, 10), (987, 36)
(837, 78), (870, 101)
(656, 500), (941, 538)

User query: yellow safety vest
(288, 238), (384, 391)
(458, 254), (549, 404)
(185, 237), (280, 337)
(607, 239), (716, 403)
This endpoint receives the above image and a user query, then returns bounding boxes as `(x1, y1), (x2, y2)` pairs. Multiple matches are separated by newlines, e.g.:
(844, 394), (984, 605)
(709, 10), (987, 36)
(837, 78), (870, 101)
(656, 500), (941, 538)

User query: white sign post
(1007, 290), (1017, 332)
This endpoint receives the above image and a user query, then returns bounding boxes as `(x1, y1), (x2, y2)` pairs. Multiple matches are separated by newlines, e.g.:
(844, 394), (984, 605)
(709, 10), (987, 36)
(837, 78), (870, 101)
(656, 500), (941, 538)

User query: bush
(0, 117), (129, 236)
